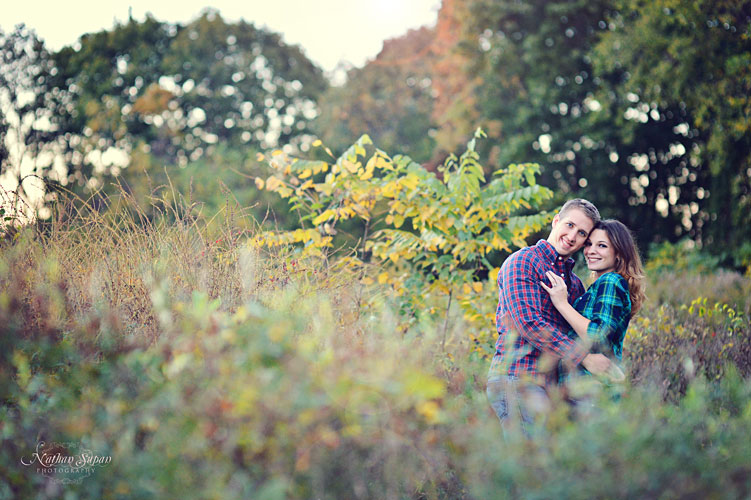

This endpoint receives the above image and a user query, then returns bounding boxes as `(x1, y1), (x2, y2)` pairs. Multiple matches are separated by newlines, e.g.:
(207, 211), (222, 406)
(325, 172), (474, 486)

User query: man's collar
(535, 239), (575, 266)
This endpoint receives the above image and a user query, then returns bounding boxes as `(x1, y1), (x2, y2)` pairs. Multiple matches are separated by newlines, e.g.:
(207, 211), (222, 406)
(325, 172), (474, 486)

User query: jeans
(486, 375), (550, 438)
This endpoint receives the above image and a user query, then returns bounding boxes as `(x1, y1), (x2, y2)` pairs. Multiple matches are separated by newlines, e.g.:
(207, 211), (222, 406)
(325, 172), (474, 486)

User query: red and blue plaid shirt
(490, 240), (589, 379)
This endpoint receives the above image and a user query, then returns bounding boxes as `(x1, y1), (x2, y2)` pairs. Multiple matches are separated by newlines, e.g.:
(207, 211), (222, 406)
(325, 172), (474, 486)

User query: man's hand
(581, 353), (612, 375)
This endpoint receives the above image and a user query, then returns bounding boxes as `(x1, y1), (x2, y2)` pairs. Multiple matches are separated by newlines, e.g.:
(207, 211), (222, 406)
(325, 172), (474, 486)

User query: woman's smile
(584, 229), (617, 275)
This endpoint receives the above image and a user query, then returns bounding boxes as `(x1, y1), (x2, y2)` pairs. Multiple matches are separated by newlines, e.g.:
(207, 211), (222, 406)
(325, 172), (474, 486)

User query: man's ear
(551, 213), (560, 228)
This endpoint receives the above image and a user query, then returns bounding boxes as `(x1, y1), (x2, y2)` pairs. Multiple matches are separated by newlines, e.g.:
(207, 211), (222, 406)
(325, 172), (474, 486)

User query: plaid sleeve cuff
(562, 337), (589, 366)
(537, 326), (589, 365)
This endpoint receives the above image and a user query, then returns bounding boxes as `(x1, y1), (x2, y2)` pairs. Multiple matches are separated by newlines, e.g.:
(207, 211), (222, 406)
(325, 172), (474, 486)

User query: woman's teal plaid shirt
(571, 271), (632, 360)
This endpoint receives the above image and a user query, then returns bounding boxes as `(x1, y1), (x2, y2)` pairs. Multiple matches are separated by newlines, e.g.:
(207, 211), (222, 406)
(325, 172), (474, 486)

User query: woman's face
(584, 229), (617, 275)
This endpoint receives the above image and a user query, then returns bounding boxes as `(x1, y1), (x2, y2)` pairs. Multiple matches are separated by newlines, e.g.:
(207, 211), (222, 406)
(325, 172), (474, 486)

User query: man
(486, 198), (612, 434)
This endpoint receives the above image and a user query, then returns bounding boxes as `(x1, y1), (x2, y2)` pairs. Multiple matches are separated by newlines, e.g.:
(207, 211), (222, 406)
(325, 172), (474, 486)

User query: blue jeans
(486, 375), (550, 438)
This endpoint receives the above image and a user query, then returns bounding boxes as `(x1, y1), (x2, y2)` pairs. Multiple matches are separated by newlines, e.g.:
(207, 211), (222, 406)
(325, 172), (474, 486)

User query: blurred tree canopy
(313, 27), (439, 165)
(316, 0), (750, 258)
(0, 25), (69, 210)
(52, 10), (327, 187)
(459, 0), (708, 252)
(593, 0), (751, 251)
(1, 2), (749, 257)
(0, 9), (327, 214)
(313, 1), (479, 168)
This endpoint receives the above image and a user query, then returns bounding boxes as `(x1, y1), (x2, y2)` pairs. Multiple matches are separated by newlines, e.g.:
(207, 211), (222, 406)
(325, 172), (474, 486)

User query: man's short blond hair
(559, 198), (600, 225)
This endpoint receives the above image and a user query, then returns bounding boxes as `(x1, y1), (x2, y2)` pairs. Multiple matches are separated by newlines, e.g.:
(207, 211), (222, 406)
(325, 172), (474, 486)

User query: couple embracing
(487, 199), (646, 435)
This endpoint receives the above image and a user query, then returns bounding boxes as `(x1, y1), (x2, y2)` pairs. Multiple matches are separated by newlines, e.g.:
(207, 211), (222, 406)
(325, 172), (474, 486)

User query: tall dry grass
(2, 188), (751, 499)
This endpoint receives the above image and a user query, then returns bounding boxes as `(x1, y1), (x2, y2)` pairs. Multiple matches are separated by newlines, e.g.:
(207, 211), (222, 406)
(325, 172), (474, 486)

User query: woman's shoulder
(592, 271), (629, 291)
(589, 272), (632, 312)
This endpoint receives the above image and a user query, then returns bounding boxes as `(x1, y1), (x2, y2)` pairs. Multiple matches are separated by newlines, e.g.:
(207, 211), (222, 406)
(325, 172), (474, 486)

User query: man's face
(547, 208), (595, 257)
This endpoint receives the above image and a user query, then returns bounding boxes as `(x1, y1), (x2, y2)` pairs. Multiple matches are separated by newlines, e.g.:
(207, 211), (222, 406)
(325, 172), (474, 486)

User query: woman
(541, 219), (646, 381)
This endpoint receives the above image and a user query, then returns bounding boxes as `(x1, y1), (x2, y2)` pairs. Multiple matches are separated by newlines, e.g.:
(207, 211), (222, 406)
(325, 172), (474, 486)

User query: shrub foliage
(2, 136), (750, 499)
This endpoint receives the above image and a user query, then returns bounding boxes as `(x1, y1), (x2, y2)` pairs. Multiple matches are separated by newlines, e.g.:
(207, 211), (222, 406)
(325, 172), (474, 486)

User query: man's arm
(502, 253), (588, 365)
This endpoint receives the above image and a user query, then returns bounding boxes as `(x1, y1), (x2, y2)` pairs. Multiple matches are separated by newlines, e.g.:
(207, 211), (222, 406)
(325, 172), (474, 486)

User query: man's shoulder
(501, 246), (538, 275)
(568, 271), (585, 288)
(504, 241), (545, 265)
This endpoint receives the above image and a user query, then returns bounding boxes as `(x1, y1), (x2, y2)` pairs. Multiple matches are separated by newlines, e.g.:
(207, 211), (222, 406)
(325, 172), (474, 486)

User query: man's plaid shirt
(571, 271), (631, 360)
(490, 240), (589, 379)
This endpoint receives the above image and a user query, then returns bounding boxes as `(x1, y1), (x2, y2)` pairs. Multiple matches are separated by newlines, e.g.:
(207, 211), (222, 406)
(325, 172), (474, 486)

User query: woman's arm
(540, 271), (591, 338)
(541, 271), (627, 381)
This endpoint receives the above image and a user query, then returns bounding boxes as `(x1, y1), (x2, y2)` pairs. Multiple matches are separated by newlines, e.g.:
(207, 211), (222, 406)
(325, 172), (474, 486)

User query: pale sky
(1, 0), (441, 74)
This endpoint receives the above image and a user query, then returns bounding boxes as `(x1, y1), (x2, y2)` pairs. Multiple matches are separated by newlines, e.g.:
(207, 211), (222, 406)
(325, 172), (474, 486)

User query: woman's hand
(540, 270), (568, 306)
(541, 270), (592, 339)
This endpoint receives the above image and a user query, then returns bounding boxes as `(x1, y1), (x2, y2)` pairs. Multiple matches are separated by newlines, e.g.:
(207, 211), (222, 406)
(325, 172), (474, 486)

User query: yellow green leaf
(265, 176), (281, 191)
(403, 370), (446, 399)
(312, 209), (336, 225)
(400, 174), (419, 190)
(375, 156), (392, 170)
(359, 170), (373, 181)
(417, 400), (442, 424)
(343, 160), (359, 173)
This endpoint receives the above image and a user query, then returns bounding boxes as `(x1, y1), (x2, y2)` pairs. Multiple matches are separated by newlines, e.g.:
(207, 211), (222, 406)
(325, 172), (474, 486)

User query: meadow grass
(2, 191), (750, 499)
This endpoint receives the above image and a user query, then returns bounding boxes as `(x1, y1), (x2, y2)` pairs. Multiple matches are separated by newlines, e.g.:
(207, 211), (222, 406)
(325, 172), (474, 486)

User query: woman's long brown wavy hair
(591, 219), (646, 314)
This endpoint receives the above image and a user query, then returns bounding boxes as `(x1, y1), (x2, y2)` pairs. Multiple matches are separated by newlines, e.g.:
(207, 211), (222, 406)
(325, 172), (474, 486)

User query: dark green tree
(460, 0), (712, 249)
(160, 9), (327, 160)
(51, 14), (174, 189)
(593, 0), (751, 252)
